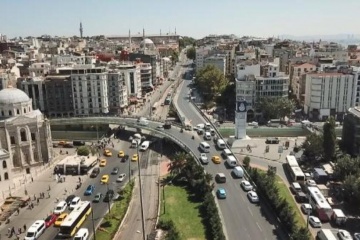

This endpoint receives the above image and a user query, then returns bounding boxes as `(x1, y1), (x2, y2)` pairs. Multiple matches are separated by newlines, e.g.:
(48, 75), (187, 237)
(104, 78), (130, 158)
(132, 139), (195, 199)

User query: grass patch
(160, 184), (206, 240)
(95, 180), (134, 240)
(275, 175), (306, 228)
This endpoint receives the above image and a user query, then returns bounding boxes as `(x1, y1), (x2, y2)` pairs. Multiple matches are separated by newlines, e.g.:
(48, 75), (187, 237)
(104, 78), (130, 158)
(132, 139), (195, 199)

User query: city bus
(286, 155), (299, 168)
(58, 201), (92, 238)
(289, 166), (305, 182)
(308, 186), (333, 222)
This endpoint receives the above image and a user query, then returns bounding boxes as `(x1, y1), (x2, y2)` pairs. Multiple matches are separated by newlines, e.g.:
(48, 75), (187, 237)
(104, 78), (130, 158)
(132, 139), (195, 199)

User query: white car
(156, 125), (164, 130)
(199, 153), (208, 164)
(338, 230), (353, 240)
(248, 121), (258, 126)
(54, 201), (67, 215)
(308, 216), (321, 228)
(240, 180), (253, 191)
(306, 179), (317, 187)
(247, 191), (259, 203)
(300, 203), (312, 214)
(116, 173), (126, 182)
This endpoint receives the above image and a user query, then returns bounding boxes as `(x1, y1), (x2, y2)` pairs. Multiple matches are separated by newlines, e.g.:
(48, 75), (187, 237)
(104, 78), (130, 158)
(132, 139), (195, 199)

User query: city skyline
(1, 0), (360, 39)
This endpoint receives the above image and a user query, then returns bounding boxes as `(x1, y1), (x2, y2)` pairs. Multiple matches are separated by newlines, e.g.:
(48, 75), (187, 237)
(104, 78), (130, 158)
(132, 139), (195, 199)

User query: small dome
(142, 38), (154, 45)
(0, 87), (30, 105)
(140, 38), (156, 50)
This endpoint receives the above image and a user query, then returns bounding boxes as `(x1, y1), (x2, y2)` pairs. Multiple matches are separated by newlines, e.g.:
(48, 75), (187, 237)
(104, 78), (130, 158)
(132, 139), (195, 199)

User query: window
(0, 111), (3, 116)
(31, 133), (36, 141)
(4, 172), (8, 180)
(17, 109), (20, 114)
(20, 129), (27, 141)
(2, 161), (6, 169)
(10, 136), (15, 144)
(8, 110), (12, 116)
(24, 108), (26, 113)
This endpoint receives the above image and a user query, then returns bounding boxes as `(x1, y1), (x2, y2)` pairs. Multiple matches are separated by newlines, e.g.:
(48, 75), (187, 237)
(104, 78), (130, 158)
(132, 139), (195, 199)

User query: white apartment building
(195, 47), (210, 70)
(204, 55), (226, 75)
(52, 55), (86, 66)
(70, 65), (109, 115)
(28, 62), (51, 77)
(236, 62), (260, 80)
(352, 67), (360, 106)
(304, 73), (356, 120)
(107, 71), (128, 114)
(140, 63), (153, 90)
(256, 63), (289, 99)
(118, 62), (142, 99)
(290, 63), (316, 100)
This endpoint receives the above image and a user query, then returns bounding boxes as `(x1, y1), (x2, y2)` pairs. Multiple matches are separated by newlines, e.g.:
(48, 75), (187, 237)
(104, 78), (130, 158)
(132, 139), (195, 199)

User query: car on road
(118, 151), (125, 158)
(338, 229), (352, 240)
(240, 180), (253, 191)
(212, 155), (221, 164)
(65, 194), (76, 206)
(45, 214), (58, 228)
(247, 191), (259, 203)
(90, 167), (100, 178)
(300, 203), (313, 214)
(100, 159), (107, 167)
(93, 193), (103, 203)
(84, 185), (95, 195)
(116, 173), (126, 182)
(69, 197), (81, 210)
(199, 153), (208, 164)
(101, 175), (109, 184)
(111, 167), (119, 175)
(132, 154), (139, 161)
(308, 216), (322, 228)
(248, 121), (259, 127)
(54, 201), (67, 215)
(265, 137), (280, 144)
(103, 149), (112, 157)
(103, 189), (115, 202)
(156, 125), (164, 130)
(216, 188), (227, 199)
(54, 213), (68, 227)
(121, 154), (129, 162)
(306, 179), (317, 187)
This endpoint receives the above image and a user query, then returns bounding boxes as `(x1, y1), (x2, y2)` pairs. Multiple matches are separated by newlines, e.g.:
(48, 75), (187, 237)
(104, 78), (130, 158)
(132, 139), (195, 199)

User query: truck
(316, 229), (337, 240)
(331, 209), (347, 226)
(140, 141), (150, 151)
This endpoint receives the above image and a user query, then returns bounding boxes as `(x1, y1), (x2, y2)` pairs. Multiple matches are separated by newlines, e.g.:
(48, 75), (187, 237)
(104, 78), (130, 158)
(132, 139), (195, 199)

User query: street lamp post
(137, 145), (146, 240)
(91, 205), (97, 240)
(106, 183), (111, 213)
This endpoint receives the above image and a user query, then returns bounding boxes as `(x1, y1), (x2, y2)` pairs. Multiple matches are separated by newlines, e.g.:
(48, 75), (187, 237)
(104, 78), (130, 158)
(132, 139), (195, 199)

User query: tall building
(70, 65), (109, 116)
(108, 71), (128, 114)
(117, 62), (142, 100)
(139, 63), (153, 91)
(17, 77), (46, 112)
(204, 54), (227, 76)
(342, 107), (360, 156)
(0, 87), (53, 183)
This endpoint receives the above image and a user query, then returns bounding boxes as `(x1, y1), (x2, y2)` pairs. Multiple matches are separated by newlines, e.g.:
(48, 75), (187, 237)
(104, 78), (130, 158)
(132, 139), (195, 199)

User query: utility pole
(137, 146), (146, 240)
(91, 207), (97, 240)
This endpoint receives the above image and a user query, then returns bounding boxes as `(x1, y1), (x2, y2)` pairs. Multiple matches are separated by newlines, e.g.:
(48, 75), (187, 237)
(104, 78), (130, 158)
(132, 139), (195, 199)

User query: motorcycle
(180, 128), (184, 133)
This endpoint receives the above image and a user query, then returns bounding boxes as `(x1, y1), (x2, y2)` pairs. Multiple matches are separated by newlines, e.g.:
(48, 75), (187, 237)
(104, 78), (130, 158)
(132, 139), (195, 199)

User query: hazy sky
(1, 0), (360, 39)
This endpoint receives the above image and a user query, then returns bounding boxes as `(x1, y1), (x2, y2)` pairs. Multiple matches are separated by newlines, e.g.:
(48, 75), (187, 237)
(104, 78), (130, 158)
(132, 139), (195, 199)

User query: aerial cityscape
(1, 1), (360, 240)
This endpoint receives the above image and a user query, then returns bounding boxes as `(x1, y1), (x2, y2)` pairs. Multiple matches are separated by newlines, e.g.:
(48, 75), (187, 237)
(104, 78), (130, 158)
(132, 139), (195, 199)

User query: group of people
(7, 224), (26, 238)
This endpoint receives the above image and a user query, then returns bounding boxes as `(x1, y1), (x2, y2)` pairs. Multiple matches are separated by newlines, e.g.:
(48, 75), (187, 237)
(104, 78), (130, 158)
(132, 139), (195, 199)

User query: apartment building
(28, 62), (51, 77)
(44, 75), (74, 117)
(0, 73), (10, 90)
(195, 47), (210, 70)
(108, 71), (128, 114)
(117, 62), (142, 100)
(17, 76), (46, 112)
(139, 63), (153, 91)
(342, 107), (360, 156)
(51, 55), (86, 66)
(304, 72), (356, 120)
(204, 54), (227, 76)
(70, 65), (109, 116)
(290, 63), (316, 101)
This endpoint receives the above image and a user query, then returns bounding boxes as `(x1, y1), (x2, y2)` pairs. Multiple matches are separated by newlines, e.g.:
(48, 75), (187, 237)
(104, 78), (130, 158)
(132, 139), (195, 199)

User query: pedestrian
(63, 176), (66, 182)
(18, 227), (21, 234)
(23, 224), (26, 232)
(48, 192), (50, 198)
(16, 208), (19, 215)
(37, 198), (39, 204)
(48, 185), (51, 191)
(7, 227), (11, 235)
(11, 226), (15, 235)
(33, 195), (36, 201)
(64, 189), (67, 194)
(31, 177), (33, 182)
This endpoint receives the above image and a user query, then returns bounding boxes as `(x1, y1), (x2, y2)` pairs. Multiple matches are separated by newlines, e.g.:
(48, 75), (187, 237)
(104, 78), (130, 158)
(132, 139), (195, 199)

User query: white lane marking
(240, 192), (245, 201)
(256, 222), (263, 232)
(247, 206), (254, 216)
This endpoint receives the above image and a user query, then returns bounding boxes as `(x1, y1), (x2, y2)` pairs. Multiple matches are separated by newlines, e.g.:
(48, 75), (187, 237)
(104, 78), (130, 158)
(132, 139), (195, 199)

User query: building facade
(342, 107), (360, 156)
(117, 62), (142, 100)
(108, 71), (128, 114)
(204, 55), (227, 76)
(17, 77), (46, 112)
(139, 63), (153, 91)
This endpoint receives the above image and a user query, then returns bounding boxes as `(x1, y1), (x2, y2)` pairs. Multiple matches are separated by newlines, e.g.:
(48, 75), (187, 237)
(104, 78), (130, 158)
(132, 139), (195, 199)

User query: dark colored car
(45, 214), (58, 228)
(265, 138), (280, 144)
(295, 191), (308, 203)
(121, 155), (129, 163)
(84, 185), (95, 195)
(73, 140), (86, 146)
(90, 167), (100, 178)
(93, 193), (102, 203)
(63, 143), (74, 148)
(65, 195), (76, 206)
(103, 190), (115, 202)
(111, 167), (119, 175)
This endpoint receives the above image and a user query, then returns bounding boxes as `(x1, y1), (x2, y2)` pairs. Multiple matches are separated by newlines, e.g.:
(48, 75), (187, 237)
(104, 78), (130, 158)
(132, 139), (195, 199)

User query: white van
(221, 149), (232, 159)
(199, 142), (210, 153)
(138, 117), (149, 126)
(205, 123), (211, 130)
(216, 139), (226, 149)
(69, 197), (81, 210)
(131, 139), (141, 148)
(232, 166), (244, 178)
(140, 141), (150, 151)
(25, 220), (46, 240)
(196, 123), (205, 129)
(226, 155), (237, 168)
(204, 132), (211, 140)
(74, 228), (89, 240)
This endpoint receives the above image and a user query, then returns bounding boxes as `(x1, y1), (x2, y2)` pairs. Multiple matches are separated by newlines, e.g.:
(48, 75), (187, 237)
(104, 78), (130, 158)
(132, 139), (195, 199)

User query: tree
(342, 175), (360, 210)
(334, 155), (360, 181)
(216, 83), (235, 121)
(77, 146), (90, 156)
(290, 227), (311, 240)
(243, 156), (251, 169)
(323, 117), (336, 161)
(256, 97), (295, 120)
(179, 36), (196, 49)
(186, 47), (196, 60)
(168, 152), (188, 177)
(301, 133), (324, 161)
(195, 65), (228, 103)
(171, 51), (179, 64)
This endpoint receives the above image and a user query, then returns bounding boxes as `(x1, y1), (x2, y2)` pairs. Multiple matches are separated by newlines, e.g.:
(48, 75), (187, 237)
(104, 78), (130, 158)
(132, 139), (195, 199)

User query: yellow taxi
(58, 140), (67, 146)
(101, 174), (109, 184)
(131, 154), (139, 162)
(103, 149), (112, 157)
(118, 151), (125, 158)
(54, 213), (68, 227)
(99, 159), (107, 167)
(212, 155), (221, 164)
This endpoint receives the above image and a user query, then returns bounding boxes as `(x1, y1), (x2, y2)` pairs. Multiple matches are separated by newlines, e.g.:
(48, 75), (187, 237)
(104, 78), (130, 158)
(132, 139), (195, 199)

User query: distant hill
(278, 34), (360, 46)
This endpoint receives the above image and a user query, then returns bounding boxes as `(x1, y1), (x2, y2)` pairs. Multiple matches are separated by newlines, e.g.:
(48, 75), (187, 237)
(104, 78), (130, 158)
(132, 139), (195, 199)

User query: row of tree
(247, 166), (311, 240)
(179, 37), (196, 50)
(166, 152), (226, 240)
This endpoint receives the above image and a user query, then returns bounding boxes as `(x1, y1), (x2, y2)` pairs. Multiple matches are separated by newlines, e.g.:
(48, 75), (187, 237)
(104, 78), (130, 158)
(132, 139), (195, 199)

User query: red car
(45, 214), (58, 228)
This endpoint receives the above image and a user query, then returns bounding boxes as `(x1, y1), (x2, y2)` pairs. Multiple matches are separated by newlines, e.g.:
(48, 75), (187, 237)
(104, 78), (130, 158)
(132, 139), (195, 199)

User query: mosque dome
(140, 38), (156, 50)
(0, 87), (30, 105)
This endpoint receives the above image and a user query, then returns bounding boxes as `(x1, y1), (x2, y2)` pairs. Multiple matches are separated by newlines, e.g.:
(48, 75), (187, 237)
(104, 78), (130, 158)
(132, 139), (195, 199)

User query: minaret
(142, 28), (145, 39)
(160, 29), (162, 36)
(175, 27), (177, 35)
(129, 29), (132, 51)
(79, 21), (83, 38)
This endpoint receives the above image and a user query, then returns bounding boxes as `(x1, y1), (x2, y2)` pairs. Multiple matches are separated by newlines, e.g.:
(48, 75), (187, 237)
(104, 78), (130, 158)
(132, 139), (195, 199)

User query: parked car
(44, 214), (58, 228)
(247, 191), (259, 203)
(240, 180), (253, 191)
(84, 185), (95, 195)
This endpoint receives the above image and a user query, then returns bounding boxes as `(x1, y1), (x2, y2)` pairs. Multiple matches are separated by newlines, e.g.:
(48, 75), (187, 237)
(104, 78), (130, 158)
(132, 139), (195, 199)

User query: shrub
(77, 146), (90, 156)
